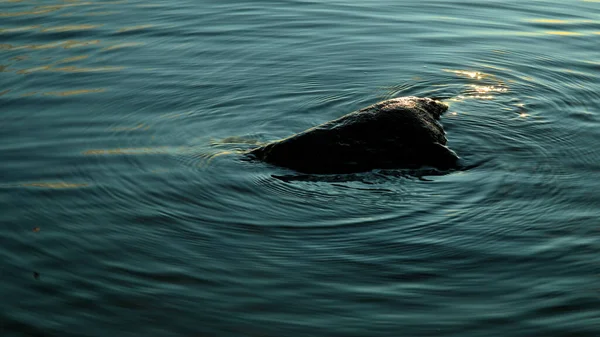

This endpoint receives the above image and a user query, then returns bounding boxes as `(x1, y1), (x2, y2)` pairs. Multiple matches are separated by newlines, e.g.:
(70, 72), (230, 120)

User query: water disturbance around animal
(1, 0), (599, 336)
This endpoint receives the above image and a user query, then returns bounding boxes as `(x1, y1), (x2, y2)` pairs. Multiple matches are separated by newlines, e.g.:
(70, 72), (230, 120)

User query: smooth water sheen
(1, 1), (600, 336)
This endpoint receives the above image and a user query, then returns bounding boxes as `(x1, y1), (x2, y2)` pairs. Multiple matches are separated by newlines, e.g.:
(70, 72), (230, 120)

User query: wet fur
(248, 97), (459, 174)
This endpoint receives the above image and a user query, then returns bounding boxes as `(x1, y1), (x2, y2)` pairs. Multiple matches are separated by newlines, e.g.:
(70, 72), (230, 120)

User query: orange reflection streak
(41, 24), (103, 33)
(528, 19), (569, 24)
(44, 88), (105, 96)
(102, 42), (144, 51)
(544, 31), (585, 36)
(23, 182), (88, 189)
(0, 40), (101, 50)
(116, 24), (154, 33)
(0, 8), (60, 17)
(0, 25), (42, 33)
(83, 147), (173, 156)
(55, 55), (89, 64)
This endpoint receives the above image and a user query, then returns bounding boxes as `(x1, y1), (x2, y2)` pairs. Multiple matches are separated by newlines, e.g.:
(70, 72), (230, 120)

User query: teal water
(1, 0), (600, 336)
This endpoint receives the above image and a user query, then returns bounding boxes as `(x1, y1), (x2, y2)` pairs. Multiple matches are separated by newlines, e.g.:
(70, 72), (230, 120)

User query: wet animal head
(380, 97), (449, 120)
(415, 97), (448, 119)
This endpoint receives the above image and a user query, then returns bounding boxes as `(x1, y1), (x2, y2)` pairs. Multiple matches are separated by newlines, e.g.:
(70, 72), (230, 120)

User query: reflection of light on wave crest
(443, 69), (487, 80)
(442, 68), (512, 103)
(21, 182), (89, 189)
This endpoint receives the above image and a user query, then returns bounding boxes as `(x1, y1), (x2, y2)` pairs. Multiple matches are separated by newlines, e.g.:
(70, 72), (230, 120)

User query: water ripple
(2, 0), (600, 336)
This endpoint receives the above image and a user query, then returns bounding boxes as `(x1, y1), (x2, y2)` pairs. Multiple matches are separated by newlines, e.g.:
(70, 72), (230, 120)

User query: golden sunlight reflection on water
(442, 69), (511, 102)
(22, 182), (89, 189)
(0, 40), (101, 50)
(116, 24), (154, 33)
(83, 147), (176, 156)
(44, 88), (106, 96)
(0, 0), (149, 98)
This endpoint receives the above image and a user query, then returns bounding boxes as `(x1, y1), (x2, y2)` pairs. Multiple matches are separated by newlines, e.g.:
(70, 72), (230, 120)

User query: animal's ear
(422, 98), (448, 119)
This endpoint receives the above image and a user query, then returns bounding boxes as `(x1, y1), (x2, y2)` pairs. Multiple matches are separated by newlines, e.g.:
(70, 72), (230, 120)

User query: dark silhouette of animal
(248, 96), (459, 174)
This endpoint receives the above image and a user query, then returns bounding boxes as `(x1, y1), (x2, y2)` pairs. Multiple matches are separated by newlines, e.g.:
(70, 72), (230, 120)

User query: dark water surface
(2, 0), (600, 336)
